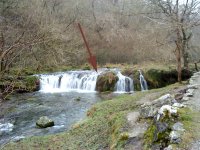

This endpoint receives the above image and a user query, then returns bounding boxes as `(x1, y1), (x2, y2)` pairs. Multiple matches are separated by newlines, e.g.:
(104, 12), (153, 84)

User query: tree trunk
(181, 27), (192, 70)
(176, 28), (182, 83)
(182, 39), (189, 69)
(175, 46), (182, 83)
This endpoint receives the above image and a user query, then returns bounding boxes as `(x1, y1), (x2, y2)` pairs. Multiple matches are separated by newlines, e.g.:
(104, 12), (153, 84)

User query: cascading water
(139, 70), (148, 91)
(39, 71), (98, 93)
(39, 70), (134, 93)
(115, 72), (134, 93)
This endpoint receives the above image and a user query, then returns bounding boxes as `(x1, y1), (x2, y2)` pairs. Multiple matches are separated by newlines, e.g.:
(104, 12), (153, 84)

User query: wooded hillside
(0, 0), (200, 71)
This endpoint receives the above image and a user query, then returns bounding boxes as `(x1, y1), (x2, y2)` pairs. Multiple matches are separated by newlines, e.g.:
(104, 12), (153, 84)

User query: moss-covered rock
(96, 71), (119, 92)
(0, 75), (40, 93)
(24, 76), (40, 91)
(122, 67), (192, 91)
(144, 69), (192, 89)
(36, 116), (54, 128)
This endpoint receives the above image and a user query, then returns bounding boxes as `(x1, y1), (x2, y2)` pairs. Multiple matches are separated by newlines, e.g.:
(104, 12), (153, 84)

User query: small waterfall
(39, 71), (98, 93)
(139, 70), (148, 91)
(115, 72), (134, 93)
(39, 69), (134, 93)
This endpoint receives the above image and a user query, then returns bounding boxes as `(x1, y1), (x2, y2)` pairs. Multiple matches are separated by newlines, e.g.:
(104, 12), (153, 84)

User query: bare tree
(149, 0), (200, 82)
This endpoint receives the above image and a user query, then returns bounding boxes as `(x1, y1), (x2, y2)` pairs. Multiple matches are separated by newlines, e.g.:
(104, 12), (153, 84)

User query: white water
(39, 69), (146, 93)
(39, 71), (98, 93)
(39, 70), (134, 93)
(115, 72), (134, 93)
(139, 70), (148, 91)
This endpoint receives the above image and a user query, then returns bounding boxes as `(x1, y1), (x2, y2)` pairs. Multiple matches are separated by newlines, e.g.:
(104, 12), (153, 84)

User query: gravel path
(187, 72), (200, 110)
(186, 72), (200, 150)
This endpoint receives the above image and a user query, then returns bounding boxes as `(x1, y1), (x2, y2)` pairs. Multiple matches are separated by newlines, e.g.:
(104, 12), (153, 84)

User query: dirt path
(186, 72), (200, 150)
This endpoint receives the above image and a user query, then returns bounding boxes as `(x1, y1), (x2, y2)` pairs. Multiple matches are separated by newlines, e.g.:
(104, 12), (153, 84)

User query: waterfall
(39, 71), (98, 93)
(115, 72), (134, 93)
(139, 70), (148, 91)
(39, 70), (135, 93)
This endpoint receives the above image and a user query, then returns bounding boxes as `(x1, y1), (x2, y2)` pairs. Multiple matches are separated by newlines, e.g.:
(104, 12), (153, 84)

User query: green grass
(173, 108), (200, 149)
(2, 83), (184, 150)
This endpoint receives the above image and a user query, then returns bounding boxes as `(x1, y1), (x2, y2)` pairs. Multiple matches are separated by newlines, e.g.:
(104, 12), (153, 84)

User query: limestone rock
(184, 93), (193, 97)
(157, 105), (177, 121)
(172, 103), (185, 108)
(187, 89), (195, 95)
(152, 94), (173, 108)
(175, 93), (184, 101)
(36, 116), (54, 128)
(172, 122), (185, 132)
(169, 131), (181, 144)
(187, 84), (199, 89)
(96, 71), (119, 92)
(182, 96), (190, 101)
(140, 106), (157, 119)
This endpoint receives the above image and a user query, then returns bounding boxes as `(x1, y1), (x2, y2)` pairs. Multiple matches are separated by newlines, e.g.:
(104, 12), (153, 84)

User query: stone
(96, 71), (119, 92)
(157, 105), (177, 121)
(175, 93), (184, 101)
(75, 97), (81, 101)
(155, 122), (169, 133)
(169, 131), (181, 144)
(171, 99), (178, 104)
(172, 103), (185, 108)
(140, 106), (157, 119)
(172, 122), (185, 132)
(164, 145), (173, 150)
(36, 116), (54, 128)
(187, 84), (199, 89)
(184, 93), (193, 97)
(152, 94), (173, 108)
(187, 89), (195, 95)
(182, 96), (190, 101)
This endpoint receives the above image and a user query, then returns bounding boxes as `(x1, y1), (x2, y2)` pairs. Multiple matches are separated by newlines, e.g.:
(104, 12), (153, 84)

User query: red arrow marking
(77, 23), (97, 72)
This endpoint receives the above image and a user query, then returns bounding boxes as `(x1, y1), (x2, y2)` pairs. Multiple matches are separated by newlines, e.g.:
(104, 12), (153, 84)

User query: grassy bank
(2, 83), (184, 150)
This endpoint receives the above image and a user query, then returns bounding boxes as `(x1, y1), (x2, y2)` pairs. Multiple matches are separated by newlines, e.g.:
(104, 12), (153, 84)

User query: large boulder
(96, 72), (119, 92)
(36, 116), (54, 128)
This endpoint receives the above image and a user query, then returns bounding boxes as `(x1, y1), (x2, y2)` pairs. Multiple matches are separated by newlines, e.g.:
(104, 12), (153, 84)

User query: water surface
(0, 91), (105, 146)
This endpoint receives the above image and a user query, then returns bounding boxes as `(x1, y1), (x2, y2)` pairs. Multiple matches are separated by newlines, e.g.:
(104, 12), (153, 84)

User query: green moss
(178, 108), (193, 122)
(168, 108), (200, 149)
(119, 132), (129, 141)
(82, 63), (91, 70)
(3, 83), (184, 150)
(96, 72), (119, 92)
(24, 76), (39, 91)
(144, 121), (156, 149)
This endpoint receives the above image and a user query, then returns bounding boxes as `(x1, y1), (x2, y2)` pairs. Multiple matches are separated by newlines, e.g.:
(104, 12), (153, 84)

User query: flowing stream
(39, 69), (134, 93)
(0, 92), (104, 146)
(0, 69), (147, 147)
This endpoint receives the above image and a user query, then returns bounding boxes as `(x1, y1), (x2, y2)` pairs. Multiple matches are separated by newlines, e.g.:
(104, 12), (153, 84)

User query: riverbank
(2, 82), (187, 150)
